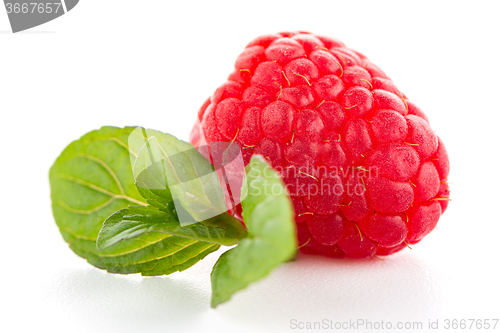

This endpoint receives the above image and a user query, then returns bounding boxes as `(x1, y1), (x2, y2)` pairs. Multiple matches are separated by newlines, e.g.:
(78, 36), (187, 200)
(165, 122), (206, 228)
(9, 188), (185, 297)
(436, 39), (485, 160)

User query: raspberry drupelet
(189, 31), (450, 258)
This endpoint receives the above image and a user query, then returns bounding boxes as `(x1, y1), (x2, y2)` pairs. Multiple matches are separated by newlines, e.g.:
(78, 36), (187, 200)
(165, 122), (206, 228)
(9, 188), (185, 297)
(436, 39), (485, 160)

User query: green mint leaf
(135, 165), (174, 213)
(129, 127), (235, 226)
(64, 228), (220, 276)
(210, 155), (297, 308)
(97, 205), (247, 249)
(50, 126), (147, 244)
(50, 126), (221, 275)
(96, 205), (178, 249)
(129, 129), (174, 212)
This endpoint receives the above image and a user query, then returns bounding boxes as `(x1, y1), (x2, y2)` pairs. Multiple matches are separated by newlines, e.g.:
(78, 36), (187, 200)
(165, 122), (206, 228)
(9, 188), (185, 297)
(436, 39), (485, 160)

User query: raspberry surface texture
(189, 31), (450, 258)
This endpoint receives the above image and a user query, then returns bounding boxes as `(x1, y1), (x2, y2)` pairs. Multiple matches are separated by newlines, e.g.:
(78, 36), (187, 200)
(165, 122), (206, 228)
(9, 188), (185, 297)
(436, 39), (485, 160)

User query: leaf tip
(210, 294), (229, 308)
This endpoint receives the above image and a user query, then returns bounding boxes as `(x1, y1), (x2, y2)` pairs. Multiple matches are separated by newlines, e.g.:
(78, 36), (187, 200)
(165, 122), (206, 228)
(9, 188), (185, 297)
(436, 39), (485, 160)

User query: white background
(1, 1), (499, 332)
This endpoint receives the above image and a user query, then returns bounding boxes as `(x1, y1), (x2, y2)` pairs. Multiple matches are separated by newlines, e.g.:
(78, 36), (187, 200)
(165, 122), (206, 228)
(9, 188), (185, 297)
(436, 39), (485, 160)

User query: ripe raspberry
(189, 31), (450, 258)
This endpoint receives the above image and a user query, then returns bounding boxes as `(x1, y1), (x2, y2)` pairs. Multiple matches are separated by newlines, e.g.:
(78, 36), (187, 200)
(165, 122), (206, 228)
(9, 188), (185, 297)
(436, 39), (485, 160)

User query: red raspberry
(189, 31), (450, 258)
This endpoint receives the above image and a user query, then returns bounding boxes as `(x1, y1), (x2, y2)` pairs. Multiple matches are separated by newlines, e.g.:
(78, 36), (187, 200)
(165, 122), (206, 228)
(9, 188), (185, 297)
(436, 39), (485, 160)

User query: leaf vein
(107, 240), (202, 267)
(77, 153), (126, 195)
(57, 173), (146, 207)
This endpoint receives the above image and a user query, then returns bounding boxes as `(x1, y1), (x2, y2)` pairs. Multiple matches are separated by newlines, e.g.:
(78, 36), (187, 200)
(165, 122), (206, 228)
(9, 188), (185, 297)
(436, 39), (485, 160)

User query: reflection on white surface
(46, 268), (210, 331)
(38, 250), (446, 333)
